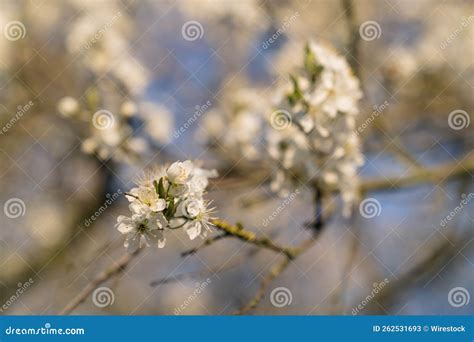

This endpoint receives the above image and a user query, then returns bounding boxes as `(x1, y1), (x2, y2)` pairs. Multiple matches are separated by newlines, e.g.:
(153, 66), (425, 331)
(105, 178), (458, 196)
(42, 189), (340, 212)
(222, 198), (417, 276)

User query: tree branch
(180, 233), (230, 257)
(341, 0), (361, 77)
(236, 236), (318, 314)
(59, 219), (293, 314)
(59, 248), (142, 315)
(211, 219), (296, 258)
(359, 155), (474, 193)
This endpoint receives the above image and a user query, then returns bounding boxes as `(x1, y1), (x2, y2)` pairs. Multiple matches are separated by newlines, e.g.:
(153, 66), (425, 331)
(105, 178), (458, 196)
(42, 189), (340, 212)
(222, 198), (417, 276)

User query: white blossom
(166, 161), (195, 184)
(268, 41), (364, 215)
(116, 212), (167, 250)
(117, 160), (217, 249)
(127, 187), (167, 214)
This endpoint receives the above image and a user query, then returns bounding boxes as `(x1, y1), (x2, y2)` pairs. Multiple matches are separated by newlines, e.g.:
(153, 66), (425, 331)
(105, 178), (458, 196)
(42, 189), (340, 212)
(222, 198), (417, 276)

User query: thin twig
(341, 0), (361, 77)
(59, 158), (474, 314)
(359, 155), (474, 194)
(211, 219), (296, 258)
(236, 236), (318, 314)
(330, 222), (361, 314)
(60, 219), (290, 314)
(312, 182), (324, 231)
(59, 248), (142, 315)
(180, 233), (230, 257)
(151, 248), (261, 287)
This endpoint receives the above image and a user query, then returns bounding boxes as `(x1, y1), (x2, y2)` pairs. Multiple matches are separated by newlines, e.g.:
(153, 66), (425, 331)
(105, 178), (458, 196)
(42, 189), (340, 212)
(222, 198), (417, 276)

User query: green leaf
(165, 199), (176, 220)
(304, 44), (323, 83)
(287, 75), (303, 106)
(154, 178), (166, 198)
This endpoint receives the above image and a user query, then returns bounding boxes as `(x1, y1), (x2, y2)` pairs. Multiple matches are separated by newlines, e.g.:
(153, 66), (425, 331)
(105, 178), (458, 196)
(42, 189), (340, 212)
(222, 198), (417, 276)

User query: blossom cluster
(268, 41), (364, 215)
(200, 86), (266, 162)
(66, 1), (148, 95)
(116, 160), (217, 250)
(198, 41), (363, 215)
(57, 96), (172, 163)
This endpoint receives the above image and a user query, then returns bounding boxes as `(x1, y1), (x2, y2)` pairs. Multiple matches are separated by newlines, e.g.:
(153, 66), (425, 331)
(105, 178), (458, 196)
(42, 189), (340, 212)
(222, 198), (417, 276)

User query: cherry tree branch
(180, 233), (230, 257)
(59, 248), (142, 315)
(359, 155), (474, 193)
(59, 156), (473, 314)
(211, 219), (296, 258)
(59, 219), (293, 314)
(236, 236), (318, 314)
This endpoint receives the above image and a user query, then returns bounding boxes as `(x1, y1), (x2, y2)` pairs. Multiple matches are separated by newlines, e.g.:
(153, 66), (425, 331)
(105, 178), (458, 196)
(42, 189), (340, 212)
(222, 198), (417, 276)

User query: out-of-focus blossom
(200, 86), (267, 161)
(56, 96), (173, 163)
(65, 1), (149, 95)
(268, 41), (364, 215)
(139, 102), (174, 145)
(57, 96), (80, 117)
(120, 101), (138, 117)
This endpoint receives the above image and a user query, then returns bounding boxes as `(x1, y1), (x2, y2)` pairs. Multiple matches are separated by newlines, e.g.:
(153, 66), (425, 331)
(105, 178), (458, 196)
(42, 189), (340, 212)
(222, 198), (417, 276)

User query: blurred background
(0, 0), (473, 315)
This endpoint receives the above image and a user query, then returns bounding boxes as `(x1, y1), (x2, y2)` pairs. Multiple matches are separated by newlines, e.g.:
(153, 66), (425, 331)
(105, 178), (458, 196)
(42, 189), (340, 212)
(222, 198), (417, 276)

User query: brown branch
(59, 156), (473, 314)
(364, 231), (465, 314)
(59, 248), (142, 315)
(211, 219), (296, 258)
(151, 247), (262, 287)
(359, 155), (474, 193)
(362, 177), (472, 313)
(180, 233), (230, 257)
(341, 0), (361, 77)
(374, 119), (423, 170)
(236, 236), (318, 314)
(330, 223), (361, 313)
(60, 219), (291, 314)
(212, 155), (474, 194)
(151, 230), (282, 287)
